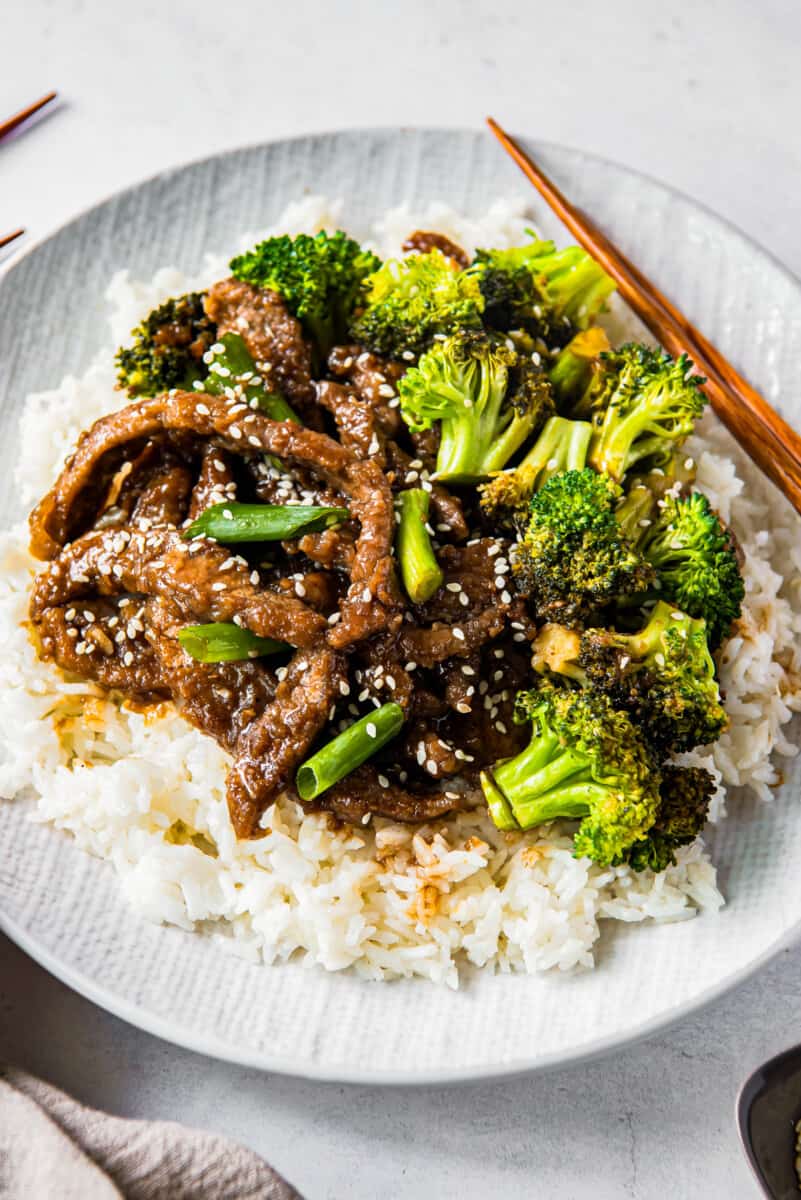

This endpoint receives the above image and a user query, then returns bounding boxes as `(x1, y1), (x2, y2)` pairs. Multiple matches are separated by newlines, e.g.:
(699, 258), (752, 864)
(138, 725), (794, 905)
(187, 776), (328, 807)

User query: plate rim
(2, 125), (800, 1085)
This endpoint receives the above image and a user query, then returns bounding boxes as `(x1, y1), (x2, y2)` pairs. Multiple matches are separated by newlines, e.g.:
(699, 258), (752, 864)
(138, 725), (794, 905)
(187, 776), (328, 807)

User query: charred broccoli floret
(397, 330), (552, 482)
(115, 293), (216, 397)
(639, 491), (744, 648)
(479, 415), (593, 522)
(512, 469), (654, 626)
(349, 248), (483, 358)
(480, 683), (660, 866)
(587, 344), (707, 482)
(533, 600), (727, 753)
(470, 234), (615, 345)
(623, 765), (714, 872)
(230, 230), (380, 359)
(548, 326), (611, 412)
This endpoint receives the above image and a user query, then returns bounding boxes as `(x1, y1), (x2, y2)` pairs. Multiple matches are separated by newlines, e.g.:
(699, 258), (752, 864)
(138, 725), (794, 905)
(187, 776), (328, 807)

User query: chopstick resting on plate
(486, 116), (801, 517)
(0, 229), (25, 250)
(0, 91), (57, 142)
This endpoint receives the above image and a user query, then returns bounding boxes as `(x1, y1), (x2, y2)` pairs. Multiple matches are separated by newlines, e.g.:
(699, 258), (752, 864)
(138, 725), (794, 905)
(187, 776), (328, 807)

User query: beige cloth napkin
(0, 1067), (303, 1199)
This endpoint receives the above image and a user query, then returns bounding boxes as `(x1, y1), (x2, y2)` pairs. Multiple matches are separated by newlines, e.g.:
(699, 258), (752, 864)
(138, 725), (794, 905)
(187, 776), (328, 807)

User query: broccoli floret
(532, 601), (727, 753)
(578, 600), (727, 753)
(115, 293), (216, 397)
(349, 248), (483, 358)
(471, 234), (615, 345)
(397, 331), (552, 481)
(479, 415), (593, 523)
(480, 682), (660, 866)
(230, 230), (381, 359)
(623, 765), (714, 872)
(587, 344), (707, 482)
(639, 491), (744, 648)
(512, 469), (654, 626)
(549, 326), (611, 412)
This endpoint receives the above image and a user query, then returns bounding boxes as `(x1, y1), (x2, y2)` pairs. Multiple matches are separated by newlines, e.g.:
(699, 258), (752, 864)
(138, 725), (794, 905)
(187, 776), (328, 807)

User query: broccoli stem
(204, 332), (301, 424)
(396, 489), (444, 603)
(614, 484), (656, 543)
(434, 372), (509, 480)
(491, 735), (592, 828)
(296, 702), (405, 800)
(517, 415), (594, 483)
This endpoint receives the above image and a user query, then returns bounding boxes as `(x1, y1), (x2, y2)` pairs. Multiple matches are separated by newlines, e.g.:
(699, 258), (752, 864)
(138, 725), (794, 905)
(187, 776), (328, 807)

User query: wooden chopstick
(0, 229), (24, 250)
(0, 91), (57, 142)
(486, 116), (801, 516)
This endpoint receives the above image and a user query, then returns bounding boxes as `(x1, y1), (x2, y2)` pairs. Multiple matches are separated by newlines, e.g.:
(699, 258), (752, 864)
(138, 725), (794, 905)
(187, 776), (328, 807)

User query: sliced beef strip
(130, 457), (194, 528)
(414, 539), (512, 623)
(144, 596), (276, 751)
(30, 525), (327, 649)
(401, 231), (470, 269)
(327, 345), (404, 438)
(315, 765), (469, 824)
(397, 604), (512, 668)
(316, 379), (388, 466)
(187, 445), (237, 520)
(36, 598), (169, 699)
(226, 646), (346, 839)
(295, 525), (356, 571)
(28, 391), (399, 648)
(204, 278), (315, 412)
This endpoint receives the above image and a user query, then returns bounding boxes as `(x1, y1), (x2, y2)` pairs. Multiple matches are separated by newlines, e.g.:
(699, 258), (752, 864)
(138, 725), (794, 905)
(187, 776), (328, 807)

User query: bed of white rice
(1, 196), (800, 988)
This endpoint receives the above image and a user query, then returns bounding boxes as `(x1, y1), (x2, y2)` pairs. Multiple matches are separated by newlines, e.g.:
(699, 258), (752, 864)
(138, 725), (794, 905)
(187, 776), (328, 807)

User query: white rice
(1, 196), (799, 987)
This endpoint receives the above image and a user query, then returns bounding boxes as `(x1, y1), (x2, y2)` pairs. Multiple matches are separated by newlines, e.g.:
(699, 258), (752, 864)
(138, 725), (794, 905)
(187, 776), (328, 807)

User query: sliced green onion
(178, 623), (288, 663)
(396, 488), (444, 603)
(296, 702), (405, 801)
(183, 501), (349, 543)
(204, 332), (301, 424)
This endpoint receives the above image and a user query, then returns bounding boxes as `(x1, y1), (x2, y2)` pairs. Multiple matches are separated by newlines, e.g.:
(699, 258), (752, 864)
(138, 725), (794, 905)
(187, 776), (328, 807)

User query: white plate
(1, 128), (800, 1084)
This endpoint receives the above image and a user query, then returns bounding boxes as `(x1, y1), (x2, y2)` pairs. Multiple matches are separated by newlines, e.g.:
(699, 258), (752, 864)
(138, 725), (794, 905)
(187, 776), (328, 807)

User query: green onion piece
(396, 488), (444, 603)
(296, 702), (405, 801)
(204, 331), (302, 424)
(178, 623), (288, 663)
(183, 501), (349, 543)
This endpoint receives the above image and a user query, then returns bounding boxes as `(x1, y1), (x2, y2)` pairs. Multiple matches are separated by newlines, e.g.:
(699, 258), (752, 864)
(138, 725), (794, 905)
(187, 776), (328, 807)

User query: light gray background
(1, 0), (800, 1195)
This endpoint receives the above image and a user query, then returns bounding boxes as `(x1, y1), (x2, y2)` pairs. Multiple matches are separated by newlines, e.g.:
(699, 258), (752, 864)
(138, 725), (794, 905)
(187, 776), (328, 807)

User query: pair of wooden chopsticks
(487, 117), (801, 517)
(0, 92), (58, 253)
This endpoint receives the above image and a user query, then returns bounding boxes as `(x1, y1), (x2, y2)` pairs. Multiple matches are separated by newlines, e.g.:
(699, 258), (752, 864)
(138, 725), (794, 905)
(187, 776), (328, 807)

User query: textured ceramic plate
(1, 129), (800, 1084)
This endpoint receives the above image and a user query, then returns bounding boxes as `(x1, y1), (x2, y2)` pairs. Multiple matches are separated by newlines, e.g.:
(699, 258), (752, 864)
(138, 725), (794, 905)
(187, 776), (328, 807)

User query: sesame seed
(461, 665), (475, 676)
(501, 590), (512, 605)
(123, 651), (134, 667)
(378, 774), (389, 788)
(195, 403), (210, 416)
(366, 722), (377, 738)
(456, 701), (471, 714)
(65, 608), (76, 621)
(211, 582), (226, 592)
(339, 681), (351, 696)
(496, 721), (508, 734)
(250, 571), (260, 585)
(404, 661), (417, 672)
(446, 582), (461, 592)
(425, 759), (438, 773)
(452, 627), (465, 641)
(487, 544), (500, 557)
